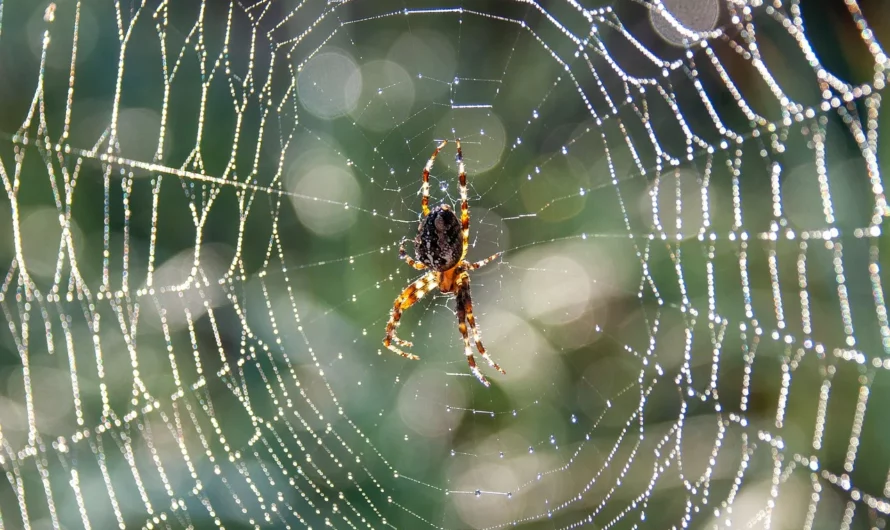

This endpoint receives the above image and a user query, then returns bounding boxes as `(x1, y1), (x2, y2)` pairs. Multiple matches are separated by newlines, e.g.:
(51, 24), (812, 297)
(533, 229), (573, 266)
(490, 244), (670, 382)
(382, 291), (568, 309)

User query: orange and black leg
(422, 140), (448, 217)
(456, 283), (487, 386)
(455, 272), (505, 386)
(456, 139), (470, 258)
(383, 272), (437, 359)
(459, 271), (505, 375)
(399, 238), (426, 270)
(463, 252), (502, 270)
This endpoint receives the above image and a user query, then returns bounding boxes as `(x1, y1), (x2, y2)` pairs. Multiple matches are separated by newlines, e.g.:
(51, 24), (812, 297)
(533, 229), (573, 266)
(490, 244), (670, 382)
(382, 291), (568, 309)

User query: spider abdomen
(415, 205), (462, 271)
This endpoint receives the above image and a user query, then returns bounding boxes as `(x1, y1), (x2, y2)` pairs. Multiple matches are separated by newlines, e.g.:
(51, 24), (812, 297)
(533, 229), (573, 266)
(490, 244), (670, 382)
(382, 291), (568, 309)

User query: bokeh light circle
(297, 50), (362, 119)
(349, 60), (415, 132)
(289, 164), (362, 237)
(20, 206), (84, 280)
(521, 254), (592, 326)
(435, 109), (507, 175)
(387, 30), (457, 101)
(398, 367), (467, 438)
(650, 0), (720, 46)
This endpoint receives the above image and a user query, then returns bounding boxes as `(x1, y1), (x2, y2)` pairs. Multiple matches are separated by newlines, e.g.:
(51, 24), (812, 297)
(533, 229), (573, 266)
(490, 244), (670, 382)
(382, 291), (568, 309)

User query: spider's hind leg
(455, 272), (505, 386)
(465, 301), (505, 375)
(456, 297), (488, 387)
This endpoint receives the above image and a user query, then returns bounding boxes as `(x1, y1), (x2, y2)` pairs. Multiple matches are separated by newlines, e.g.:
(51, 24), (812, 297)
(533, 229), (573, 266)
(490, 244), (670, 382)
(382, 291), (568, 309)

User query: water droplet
(537, 473), (542, 480)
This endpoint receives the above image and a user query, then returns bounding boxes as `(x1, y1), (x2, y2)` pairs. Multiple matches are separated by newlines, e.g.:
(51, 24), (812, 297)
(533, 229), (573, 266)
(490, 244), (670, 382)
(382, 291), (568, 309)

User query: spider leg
(455, 272), (505, 386)
(391, 336), (413, 347)
(456, 286), (489, 387)
(422, 140), (448, 217)
(399, 238), (426, 270)
(458, 271), (506, 375)
(456, 139), (470, 259)
(467, 313), (505, 374)
(383, 272), (438, 360)
(463, 252), (502, 270)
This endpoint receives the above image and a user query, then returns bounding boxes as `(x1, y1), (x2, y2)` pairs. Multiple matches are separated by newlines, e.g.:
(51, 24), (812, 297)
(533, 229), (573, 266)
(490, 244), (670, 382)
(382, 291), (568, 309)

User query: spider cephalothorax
(382, 140), (505, 386)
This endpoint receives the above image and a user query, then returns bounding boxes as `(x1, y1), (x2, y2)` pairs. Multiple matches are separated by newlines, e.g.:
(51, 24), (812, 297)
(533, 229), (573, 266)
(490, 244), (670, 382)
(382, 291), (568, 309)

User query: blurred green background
(0, 0), (889, 528)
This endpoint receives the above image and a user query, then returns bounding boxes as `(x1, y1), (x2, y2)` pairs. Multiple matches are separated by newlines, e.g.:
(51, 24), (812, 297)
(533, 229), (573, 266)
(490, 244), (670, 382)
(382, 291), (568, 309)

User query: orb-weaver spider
(382, 140), (505, 386)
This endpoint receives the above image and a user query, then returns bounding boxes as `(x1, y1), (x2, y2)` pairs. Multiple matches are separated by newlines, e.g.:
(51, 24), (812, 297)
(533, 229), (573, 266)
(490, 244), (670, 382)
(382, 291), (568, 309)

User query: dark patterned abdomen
(415, 205), (462, 271)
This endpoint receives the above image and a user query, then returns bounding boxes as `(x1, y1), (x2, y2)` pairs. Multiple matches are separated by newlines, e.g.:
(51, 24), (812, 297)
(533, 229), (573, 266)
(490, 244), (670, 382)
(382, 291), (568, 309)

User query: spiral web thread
(0, 0), (888, 529)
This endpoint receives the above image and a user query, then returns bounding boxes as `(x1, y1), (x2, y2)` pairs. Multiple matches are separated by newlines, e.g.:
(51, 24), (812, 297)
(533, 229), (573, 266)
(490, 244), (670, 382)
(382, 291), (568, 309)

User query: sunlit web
(0, 0), (888, 528)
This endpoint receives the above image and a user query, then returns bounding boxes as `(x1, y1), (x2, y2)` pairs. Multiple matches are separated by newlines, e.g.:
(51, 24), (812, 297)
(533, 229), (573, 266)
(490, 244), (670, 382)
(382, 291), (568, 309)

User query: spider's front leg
(383, 272), (438, 360)
(456, 139), (470, 259)
(421, 140), (448, 217)
(455, 270), (505, 387)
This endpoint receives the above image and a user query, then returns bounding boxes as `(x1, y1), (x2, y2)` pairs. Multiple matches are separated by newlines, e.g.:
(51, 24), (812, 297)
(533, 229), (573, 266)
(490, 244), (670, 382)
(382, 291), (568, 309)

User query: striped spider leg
(454, 267), (505, 387)
(383, 271), (438, 359)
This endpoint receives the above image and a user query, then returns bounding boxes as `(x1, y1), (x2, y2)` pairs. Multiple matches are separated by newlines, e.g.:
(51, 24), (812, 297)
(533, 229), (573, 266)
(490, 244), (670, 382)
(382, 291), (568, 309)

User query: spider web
(0, 0), (888, 528)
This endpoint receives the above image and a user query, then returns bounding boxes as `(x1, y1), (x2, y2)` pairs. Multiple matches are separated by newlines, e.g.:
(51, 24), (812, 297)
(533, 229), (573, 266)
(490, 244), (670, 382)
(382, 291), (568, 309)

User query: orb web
(0, 0), (888, 529)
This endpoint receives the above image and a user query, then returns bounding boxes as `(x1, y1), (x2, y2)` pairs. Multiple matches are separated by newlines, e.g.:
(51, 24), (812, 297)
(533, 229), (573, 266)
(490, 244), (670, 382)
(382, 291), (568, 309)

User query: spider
(382, 139), (506, 387)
